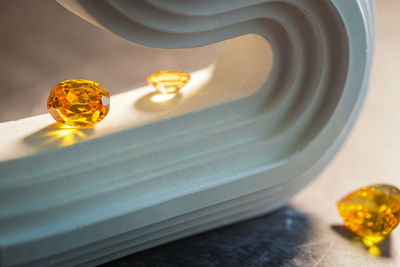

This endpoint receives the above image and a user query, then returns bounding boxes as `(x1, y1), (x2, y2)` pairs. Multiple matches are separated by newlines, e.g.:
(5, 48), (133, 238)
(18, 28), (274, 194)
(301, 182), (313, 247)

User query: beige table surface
(287, 0), (400, 265)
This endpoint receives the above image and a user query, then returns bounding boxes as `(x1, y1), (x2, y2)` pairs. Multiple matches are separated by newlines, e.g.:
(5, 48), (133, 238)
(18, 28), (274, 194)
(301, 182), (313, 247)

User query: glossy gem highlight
(337, 184), (400, 246)
(47, 79), (110, 127)
(147, 70), (190, 94)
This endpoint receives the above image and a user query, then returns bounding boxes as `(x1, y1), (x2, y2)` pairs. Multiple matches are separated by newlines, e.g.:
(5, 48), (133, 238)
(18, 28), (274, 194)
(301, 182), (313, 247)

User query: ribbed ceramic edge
(0, 0), (374, 266)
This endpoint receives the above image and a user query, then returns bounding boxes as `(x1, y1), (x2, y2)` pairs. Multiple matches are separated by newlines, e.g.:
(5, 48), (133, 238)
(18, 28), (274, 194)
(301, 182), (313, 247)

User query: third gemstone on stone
(337, 184), (400, 247)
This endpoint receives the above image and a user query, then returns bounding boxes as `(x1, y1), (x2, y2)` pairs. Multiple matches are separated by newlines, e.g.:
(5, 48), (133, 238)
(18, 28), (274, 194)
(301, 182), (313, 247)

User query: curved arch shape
(0, 0), (374, 266)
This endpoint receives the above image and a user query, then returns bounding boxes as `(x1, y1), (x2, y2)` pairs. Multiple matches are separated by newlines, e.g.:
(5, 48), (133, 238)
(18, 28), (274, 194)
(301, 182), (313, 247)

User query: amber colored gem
(147, 70), (190, 94)
(337, 184), (400, 247)
(47, 79), (110, 127)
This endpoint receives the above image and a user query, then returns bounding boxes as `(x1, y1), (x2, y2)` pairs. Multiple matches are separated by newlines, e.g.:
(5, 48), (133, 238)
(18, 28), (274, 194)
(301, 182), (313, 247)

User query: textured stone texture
(102, 207), (310, 267)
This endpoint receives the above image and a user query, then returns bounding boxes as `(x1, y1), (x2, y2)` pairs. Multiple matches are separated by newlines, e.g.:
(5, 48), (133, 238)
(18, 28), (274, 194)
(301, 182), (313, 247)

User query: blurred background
(0, 0), (222, 122)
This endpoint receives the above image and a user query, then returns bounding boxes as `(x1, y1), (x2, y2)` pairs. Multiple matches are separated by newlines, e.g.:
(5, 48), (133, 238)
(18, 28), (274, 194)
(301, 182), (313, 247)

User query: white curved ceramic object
(0, 0), (374, 266)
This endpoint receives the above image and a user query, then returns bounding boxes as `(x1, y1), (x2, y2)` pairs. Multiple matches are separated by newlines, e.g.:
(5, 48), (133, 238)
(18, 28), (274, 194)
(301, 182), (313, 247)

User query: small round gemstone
(47, 79), (110, 127)
(337, 184), (400, 246)
(147, 70), (190, 94)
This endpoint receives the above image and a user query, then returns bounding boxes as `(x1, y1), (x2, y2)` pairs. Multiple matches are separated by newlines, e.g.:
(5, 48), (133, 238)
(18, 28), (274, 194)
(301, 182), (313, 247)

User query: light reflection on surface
(135, 92), (182, 112)
(151, 93), (177, 103)
(24, 123), (94, 150)
(42, 125), (89, 147)
(368, 245), (381, 257)
(350, 236), (383, 257)
(331, 225), (391, 258)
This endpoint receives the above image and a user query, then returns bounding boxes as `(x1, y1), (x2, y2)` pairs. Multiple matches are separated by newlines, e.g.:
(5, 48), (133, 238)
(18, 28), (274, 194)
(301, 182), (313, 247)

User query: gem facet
(147, 70), (190, 94)
(47, 79), (110, 127)
(337, 184), (400, 246)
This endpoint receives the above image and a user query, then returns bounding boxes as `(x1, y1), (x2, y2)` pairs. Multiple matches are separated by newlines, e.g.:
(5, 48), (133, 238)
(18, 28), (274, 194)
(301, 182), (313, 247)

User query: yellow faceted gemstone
(337, 184), (400, 246)
(47, 79), (110, 127)
(147, 70), (190, 94)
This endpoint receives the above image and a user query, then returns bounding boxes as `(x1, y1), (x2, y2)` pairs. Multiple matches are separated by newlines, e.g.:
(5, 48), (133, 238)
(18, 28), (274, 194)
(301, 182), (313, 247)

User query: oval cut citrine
(47, 79), (110, 127)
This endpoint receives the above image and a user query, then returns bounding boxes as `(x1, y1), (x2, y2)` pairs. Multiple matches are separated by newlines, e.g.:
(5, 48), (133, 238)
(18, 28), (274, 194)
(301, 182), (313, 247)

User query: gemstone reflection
(147, 70), (190, 94)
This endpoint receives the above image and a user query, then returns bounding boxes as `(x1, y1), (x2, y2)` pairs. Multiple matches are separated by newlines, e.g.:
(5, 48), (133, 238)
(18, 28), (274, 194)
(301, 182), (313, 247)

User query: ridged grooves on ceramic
(0, 0), (374, 266)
